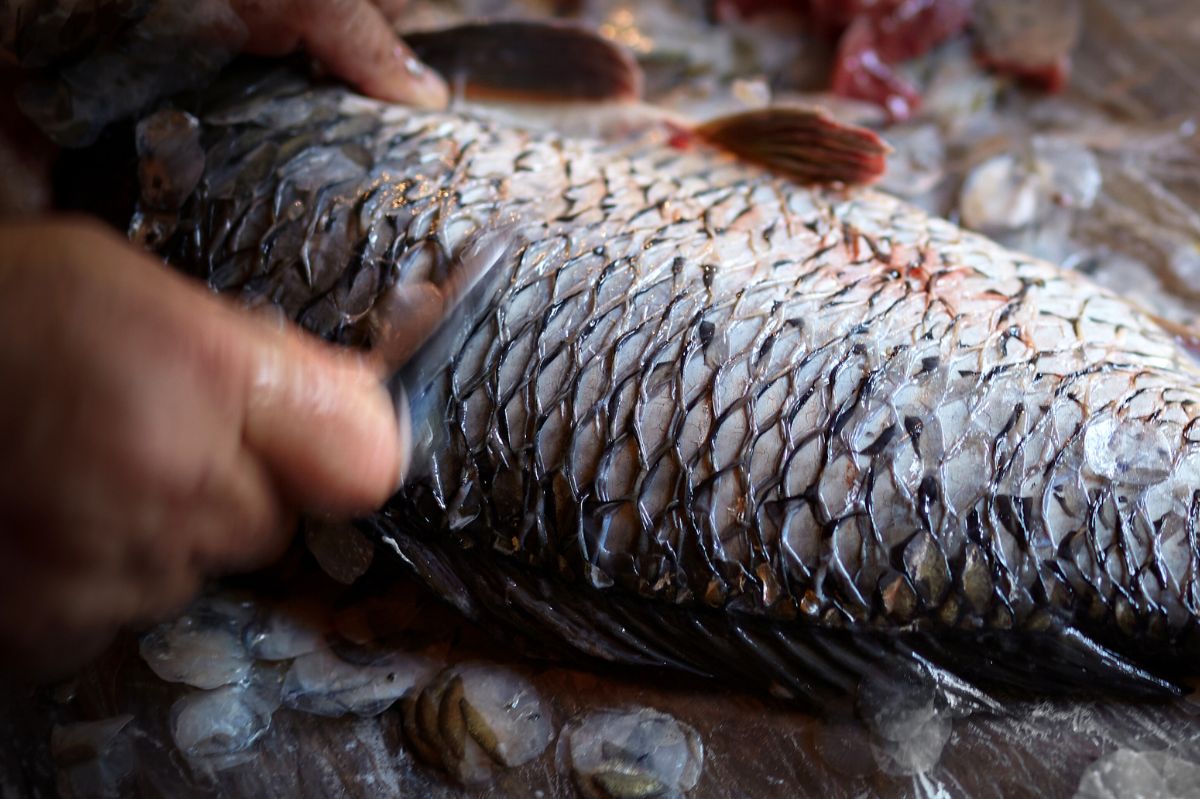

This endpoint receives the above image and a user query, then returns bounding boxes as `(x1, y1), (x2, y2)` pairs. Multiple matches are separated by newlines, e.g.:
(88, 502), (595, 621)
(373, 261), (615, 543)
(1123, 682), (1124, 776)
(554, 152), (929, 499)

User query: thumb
(299, 0), (448, 108)
(231, 310), (410, 516)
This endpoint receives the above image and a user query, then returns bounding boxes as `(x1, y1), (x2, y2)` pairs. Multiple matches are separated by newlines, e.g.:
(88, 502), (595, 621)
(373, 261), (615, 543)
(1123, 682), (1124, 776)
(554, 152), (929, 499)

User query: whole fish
(129, 27), (1200, 705)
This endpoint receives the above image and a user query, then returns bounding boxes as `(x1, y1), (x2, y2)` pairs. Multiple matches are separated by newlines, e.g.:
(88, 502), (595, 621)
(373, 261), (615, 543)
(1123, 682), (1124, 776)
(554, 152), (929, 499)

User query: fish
(126, 23), (1200, 707)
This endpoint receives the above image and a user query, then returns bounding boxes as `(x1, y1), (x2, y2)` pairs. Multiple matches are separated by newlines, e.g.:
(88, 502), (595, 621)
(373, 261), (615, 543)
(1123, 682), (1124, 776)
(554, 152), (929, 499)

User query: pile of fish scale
(128, 588), (708, 796)
(133, 58), (1200, 704)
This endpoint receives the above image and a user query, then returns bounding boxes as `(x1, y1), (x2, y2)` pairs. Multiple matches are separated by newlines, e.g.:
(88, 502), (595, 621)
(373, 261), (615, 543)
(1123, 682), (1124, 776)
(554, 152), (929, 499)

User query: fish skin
(138, 67), (1200, 701)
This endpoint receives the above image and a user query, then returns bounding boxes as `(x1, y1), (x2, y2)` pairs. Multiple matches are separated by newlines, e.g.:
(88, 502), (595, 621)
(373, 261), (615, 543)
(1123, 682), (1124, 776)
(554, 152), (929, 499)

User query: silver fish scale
(154, 78), (1200, 692)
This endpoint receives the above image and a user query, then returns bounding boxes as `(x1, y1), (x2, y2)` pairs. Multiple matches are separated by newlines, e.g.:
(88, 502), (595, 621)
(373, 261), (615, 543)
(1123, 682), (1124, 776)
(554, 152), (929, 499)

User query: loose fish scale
(158, 78), (1200, 692)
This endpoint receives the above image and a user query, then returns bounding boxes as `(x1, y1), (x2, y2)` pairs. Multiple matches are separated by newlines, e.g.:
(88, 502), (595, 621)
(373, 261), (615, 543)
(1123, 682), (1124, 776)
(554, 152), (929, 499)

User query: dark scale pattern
(149, 74), (1200, 697)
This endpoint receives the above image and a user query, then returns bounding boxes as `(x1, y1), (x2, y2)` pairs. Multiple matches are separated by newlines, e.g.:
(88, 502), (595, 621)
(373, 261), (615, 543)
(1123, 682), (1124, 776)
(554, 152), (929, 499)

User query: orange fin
(694, 107), (891, 187)
(1147, 312), (1200, 361)
(405, 21), (643, 104)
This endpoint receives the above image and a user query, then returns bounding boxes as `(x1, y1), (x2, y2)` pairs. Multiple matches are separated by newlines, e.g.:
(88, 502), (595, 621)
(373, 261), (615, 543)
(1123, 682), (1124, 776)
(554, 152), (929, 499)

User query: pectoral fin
(405, 21), (643, 104)
(694, 107), (890, 187)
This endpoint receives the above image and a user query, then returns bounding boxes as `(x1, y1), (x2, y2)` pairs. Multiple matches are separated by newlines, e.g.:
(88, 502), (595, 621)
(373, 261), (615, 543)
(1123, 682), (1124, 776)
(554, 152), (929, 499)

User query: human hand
(229, 0), (449, 107)
(0, 0), (449, 212)
(0, 218), (409, 677)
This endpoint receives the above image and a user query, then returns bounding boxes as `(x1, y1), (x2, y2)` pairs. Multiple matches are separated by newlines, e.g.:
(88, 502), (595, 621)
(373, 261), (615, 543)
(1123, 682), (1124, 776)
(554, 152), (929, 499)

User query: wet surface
(6, 545), (1200, 799)
(6, 1), (1200, 797)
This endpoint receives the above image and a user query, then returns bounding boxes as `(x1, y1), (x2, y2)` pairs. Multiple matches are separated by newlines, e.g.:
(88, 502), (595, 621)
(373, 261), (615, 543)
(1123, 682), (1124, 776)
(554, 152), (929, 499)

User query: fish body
(137, 66), (1200, 702)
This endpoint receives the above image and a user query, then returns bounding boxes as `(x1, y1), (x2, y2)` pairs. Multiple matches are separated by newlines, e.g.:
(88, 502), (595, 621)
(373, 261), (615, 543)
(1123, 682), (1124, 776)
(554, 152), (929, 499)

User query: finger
(0, 623), (116, 682)
(232, 310), (410, 516)
(204, 448), (294, 571)
(0, 563), (131, 680)
(144, 440), (291, 575)
(367, 280), (446, 371)
(0, 65), (55, 215)
(62, 221), (410, 524)
(0, 556), (141, 634)
(372, 0), (409, 24)
(27, 220), (403, 529)
(127, 564), (204, 627)
(230, 0), (303, 56)
(298, 0), (448, 107)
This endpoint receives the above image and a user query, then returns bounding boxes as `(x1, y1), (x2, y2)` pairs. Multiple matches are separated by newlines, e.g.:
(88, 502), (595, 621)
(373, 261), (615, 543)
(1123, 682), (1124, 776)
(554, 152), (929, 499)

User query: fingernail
(392, 382), (413, 491)
(247, 299), (289, 332)
(391, 47), (449, 109)
(402, 52), (426, 78)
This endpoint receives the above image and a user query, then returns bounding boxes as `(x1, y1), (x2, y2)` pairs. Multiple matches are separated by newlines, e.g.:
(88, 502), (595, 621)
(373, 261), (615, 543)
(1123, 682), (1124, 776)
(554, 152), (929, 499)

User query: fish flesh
(129, 50), (1200, 705)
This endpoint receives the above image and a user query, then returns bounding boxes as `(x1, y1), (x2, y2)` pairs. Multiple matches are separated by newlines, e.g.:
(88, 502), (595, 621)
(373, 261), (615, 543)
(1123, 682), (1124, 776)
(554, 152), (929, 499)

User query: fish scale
(141, 70), (1200, 701)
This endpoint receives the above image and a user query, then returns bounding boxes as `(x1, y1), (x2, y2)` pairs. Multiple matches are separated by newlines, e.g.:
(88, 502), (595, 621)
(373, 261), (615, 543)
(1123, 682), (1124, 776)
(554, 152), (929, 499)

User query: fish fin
(693, 107), (891, 187)
(1145, 311), (1200, 361)
(404, 21), (643, 104)
(907, 652), (1006, 716)
(369, 518), (482, 623)
(910, 625), (1183, 699)
(366, 522), (1189, 708)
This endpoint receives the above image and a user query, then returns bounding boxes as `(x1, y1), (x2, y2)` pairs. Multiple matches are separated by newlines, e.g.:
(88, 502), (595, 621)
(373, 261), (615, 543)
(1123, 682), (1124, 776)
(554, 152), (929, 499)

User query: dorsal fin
(404, 21), (643, 104)
(693, 107), (890, 187)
